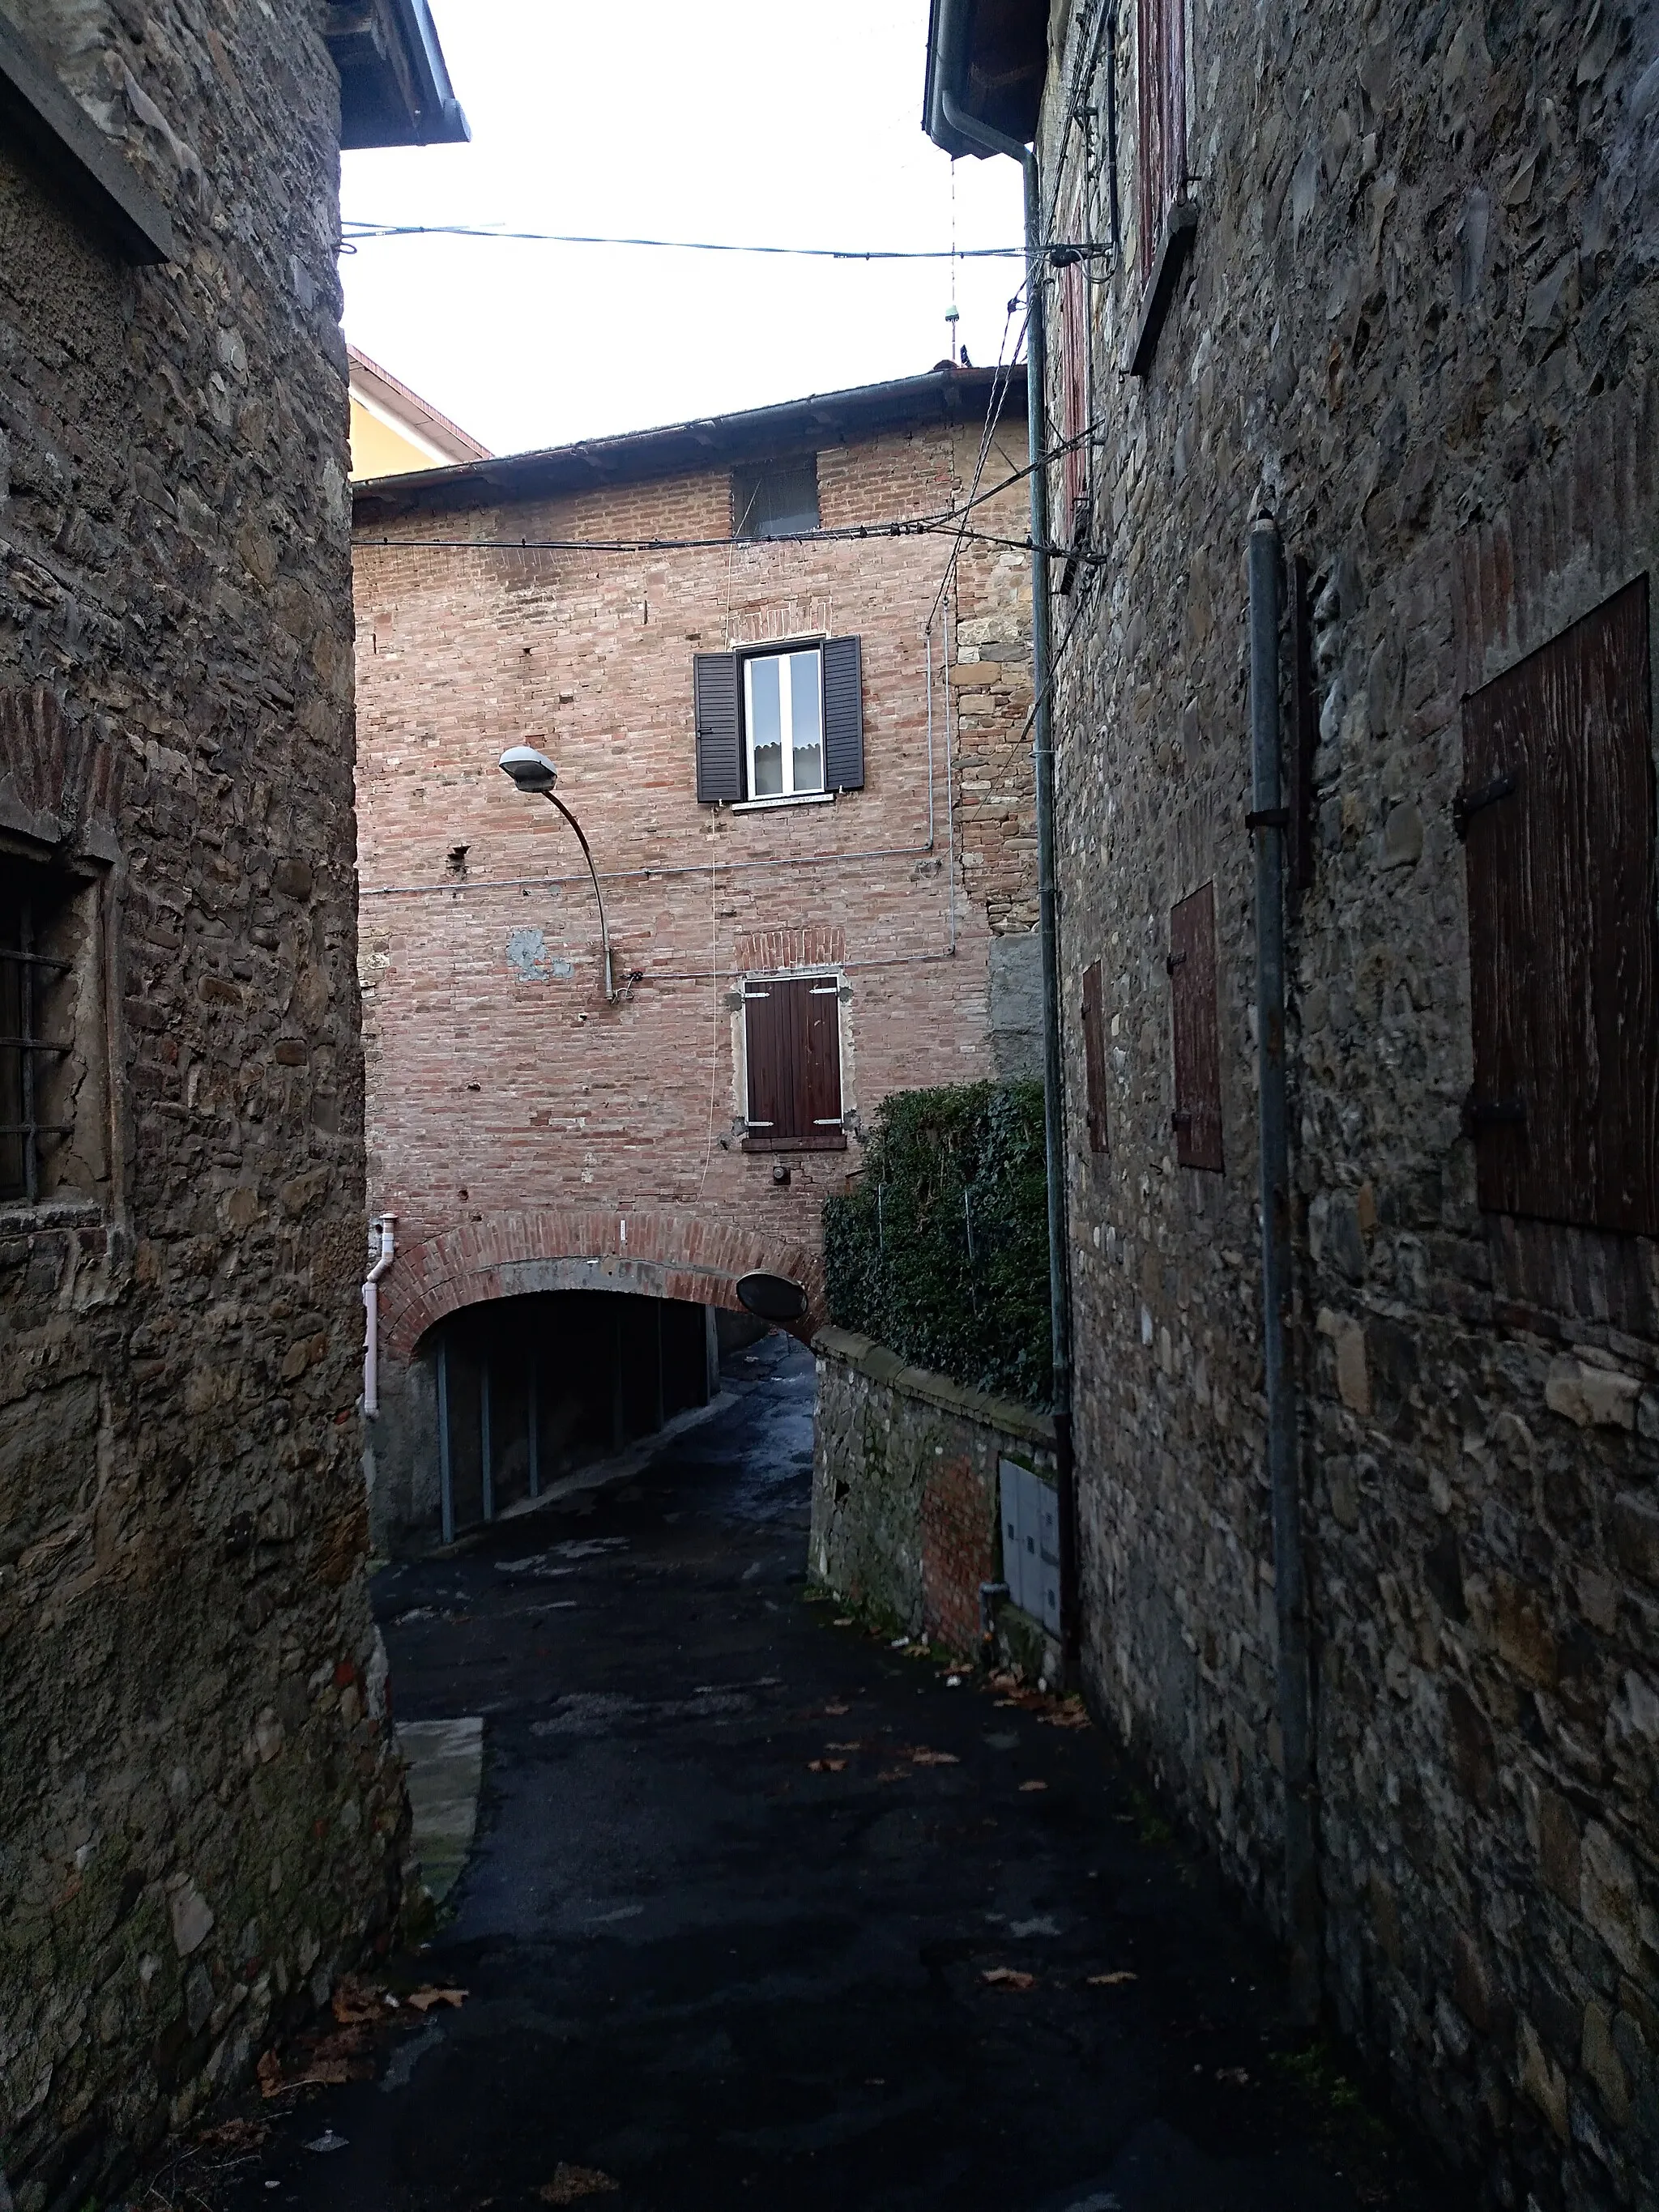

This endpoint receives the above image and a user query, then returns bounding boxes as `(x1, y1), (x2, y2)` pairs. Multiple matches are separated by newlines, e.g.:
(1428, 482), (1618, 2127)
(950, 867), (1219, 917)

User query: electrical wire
(339, 221), (1115, 262)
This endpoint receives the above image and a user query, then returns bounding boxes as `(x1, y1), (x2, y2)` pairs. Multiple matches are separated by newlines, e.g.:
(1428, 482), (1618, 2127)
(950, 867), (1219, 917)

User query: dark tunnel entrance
(430, 1290), (720, 1541)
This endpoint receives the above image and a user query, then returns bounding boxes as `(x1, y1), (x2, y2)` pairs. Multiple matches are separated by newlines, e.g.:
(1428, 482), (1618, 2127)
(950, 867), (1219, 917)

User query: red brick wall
(352, 416), (1035, 1341)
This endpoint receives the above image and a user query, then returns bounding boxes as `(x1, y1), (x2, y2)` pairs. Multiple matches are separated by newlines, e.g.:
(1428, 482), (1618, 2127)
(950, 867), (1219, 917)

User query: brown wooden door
(1170, 882), (1223, 1173)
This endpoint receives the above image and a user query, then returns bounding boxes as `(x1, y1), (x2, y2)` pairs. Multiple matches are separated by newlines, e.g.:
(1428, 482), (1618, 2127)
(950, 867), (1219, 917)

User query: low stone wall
(811, 1327), (1056, 1658)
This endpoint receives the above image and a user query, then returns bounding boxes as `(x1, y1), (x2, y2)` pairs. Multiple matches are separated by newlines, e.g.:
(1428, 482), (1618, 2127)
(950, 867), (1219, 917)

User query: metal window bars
(0, 886), (74, 1204)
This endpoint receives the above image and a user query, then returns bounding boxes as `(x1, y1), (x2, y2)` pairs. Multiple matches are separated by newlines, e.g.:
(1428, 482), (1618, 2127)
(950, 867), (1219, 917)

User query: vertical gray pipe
(940, 88), (1077, 1667)
(1249, 518), (1318, 2015)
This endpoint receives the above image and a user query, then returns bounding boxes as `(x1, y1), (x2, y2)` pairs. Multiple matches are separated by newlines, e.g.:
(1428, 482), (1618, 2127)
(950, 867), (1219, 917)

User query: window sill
(0, 1196), (104, 1231)
(0, 15), (174, 263)
(741, 1132), (848, 1153)
(729, 791), (838, 814)
(1124, 198), (1197, 379)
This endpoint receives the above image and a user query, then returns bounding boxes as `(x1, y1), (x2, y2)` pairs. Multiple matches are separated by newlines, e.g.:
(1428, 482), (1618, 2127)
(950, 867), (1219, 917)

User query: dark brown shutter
(1060, 221), (1090, 537)
(1461, 574), (1659, 1234)
(821, 637), (864, 791)
(743, 975), (846, 1152)
(1169, 880), (1223, 1173)
(693, 651), (741, 803)
(1081, 957), (1109, 1154)
(1137, 0), (1188, 279)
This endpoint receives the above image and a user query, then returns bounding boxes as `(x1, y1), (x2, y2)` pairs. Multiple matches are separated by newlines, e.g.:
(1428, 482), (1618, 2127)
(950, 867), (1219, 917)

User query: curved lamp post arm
(544, 790), (616, 1003)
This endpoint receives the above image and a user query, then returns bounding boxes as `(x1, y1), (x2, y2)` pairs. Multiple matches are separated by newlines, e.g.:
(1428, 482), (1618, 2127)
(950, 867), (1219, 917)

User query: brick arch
(378, 1207), (823, 1362)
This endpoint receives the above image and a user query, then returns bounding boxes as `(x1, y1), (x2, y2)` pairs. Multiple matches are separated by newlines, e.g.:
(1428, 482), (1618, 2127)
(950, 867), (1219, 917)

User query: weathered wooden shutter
(821, 637), (864, 791)
(693, 651), (741, 803)
(1169, 880), (1223, 1172)
(1059, 217), (1090, 539)
(1137, 0), (1187, 279)
(1461, 574), (1659, 1235)
(743, 975), (846, 1150)
(1081, 957), (1109, 1153)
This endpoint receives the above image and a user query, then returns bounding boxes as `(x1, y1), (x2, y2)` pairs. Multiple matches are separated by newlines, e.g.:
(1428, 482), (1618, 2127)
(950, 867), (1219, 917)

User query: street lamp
(497, 745), (617, 1003)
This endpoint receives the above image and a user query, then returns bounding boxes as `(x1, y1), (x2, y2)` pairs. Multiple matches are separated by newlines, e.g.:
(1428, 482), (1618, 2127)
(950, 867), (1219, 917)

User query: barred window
(0, 852), (104, 1207)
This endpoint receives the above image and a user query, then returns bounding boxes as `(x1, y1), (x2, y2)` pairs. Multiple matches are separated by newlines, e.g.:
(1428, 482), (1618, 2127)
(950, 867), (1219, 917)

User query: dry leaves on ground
(807, 1758), (847, 1773)
(255, 2052), (287, 2100)
(331, 1977), (390, 2025)
(981, 1967), (1036, 1990)
(906, 1748), (960, 1767)
(1086, 1971), (1137, 1987)
(539, 2165), (621, 2203)
(1040, 1702), (1091, 1730)
(406, 1985), (468, 2013)
(1018, 1779), (1048, 1792)
(194, 2119), (269, 2155)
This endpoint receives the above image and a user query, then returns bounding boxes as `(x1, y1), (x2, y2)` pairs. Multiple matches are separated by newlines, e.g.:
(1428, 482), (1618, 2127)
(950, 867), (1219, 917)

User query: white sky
(339, 1), (1026, 458)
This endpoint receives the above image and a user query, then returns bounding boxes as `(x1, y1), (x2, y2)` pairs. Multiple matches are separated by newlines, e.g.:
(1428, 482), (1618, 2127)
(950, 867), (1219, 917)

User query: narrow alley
(160, 1337), (1453, 2212)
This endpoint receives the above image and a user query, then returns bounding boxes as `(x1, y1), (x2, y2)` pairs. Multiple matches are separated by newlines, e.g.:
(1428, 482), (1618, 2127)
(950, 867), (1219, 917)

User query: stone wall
(811, 1324), (1057, 1660)
(1035, 1), (1659, 2206)
(0, 6), (403, 2201)
(351, 403), (1040, 1538)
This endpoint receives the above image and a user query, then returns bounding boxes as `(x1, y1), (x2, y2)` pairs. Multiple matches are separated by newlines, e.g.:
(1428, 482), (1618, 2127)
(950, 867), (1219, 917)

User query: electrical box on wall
(999, 1458), (1061, 1635)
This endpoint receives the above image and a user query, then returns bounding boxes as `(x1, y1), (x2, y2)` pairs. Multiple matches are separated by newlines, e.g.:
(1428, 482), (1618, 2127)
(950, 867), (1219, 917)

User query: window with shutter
(1126, 0), (1195, 377)
(1056, 199), (1090, 548)
(1461, 573), (1658, 1235)
(742, 973), (847, 1152)
(1081, 957), (1109, 1154)
(1169, 880), (1223, 1172)
(693, 651), (742, 803)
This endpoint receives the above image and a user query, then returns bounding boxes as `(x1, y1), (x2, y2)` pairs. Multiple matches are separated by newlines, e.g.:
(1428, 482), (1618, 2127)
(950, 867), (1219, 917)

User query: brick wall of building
(0, 7), (402, 2197)
(352, 399), (1038, 1545)
(1036, 2), (1659, 2205)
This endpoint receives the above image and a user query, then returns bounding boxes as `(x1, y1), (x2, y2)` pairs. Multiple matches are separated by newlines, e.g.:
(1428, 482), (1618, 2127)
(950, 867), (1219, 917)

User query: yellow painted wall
(350, 398), (441, 481)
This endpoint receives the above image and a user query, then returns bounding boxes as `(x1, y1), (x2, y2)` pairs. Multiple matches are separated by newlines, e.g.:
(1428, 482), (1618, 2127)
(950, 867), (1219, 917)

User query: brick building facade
(350, 369), (1040, 1551)
(931, 1), (1659, 2206)
(0, 3), (463, 2198)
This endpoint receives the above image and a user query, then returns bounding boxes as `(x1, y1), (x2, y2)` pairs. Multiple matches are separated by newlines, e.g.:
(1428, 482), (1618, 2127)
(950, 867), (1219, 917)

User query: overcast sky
(339, 1), (1026, 458)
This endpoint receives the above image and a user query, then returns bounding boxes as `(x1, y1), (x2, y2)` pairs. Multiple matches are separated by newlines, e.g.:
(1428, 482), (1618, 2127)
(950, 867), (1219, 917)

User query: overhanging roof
(352, 364), (1028, 526)
(326, 0), (469, 149)
(923, 0), (1049, 159)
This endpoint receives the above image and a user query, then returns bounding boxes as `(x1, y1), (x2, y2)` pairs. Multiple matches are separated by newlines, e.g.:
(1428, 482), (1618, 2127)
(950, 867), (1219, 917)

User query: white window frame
(741, 646), (825, 803)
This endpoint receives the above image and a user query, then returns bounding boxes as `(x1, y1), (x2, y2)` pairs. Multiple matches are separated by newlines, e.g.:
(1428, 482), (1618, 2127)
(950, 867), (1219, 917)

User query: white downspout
(362, 1215), (396, 1419)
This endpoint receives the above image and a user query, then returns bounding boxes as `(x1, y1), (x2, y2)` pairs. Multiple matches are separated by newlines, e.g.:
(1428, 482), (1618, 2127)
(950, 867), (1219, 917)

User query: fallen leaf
(823, 1701), (851, 1714)
(807, 1758), (847, 1773)
(993, 1698), (1021, 1709)
(1018, 1779), (1048, 1792)
(832, 1617), (854, 1627)
(539, 2165), (621, 2203)
(256, 2051), (286, 2099)
(1087, 1971), (1137, 1987)
(195, 2119), (270, 2154)
(331, 1977), (385, 2026)
(288, 2058), (372, 2090)
(908, 1748), (960, 1767)
(825, 1740), (864, 1752)
(875, 1767), (907, 1782)
(1040, 1703), (1092, 1730)
(981, 1967), (1036, 1990)
(406, 1986), (467, 2013)
(1217, 2066), (1251, 2086)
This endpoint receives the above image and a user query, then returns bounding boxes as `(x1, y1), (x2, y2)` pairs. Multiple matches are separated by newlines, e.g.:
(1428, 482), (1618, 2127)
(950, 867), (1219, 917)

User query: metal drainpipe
(1247, 517), (1319, 2017)
(940, 92), (1077, 1671)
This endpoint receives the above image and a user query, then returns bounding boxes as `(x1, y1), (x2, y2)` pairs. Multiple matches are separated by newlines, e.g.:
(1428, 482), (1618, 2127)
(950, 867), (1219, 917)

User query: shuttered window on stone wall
(1057, 199), (1090, 544)
(743, 973), (846, 1152)
(1137, 0), (1187, 281)
(1081, 957), (1109, 1154)
(1461, 573), (1659, 1236)
(1169, 880), (1222, 1173)
(693, 642), (863, 803)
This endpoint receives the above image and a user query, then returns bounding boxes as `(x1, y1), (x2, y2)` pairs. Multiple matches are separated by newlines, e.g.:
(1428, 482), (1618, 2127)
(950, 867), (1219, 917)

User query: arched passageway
(427, 1289), (719, 1542)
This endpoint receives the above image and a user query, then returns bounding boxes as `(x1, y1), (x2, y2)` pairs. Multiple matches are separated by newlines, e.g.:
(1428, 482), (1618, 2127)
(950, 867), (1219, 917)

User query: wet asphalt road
(194, 1332), (1455, 2212)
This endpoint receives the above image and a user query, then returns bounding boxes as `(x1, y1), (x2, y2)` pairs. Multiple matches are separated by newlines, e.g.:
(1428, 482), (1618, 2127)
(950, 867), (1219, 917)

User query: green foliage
(823, 1080), (1051, 1407)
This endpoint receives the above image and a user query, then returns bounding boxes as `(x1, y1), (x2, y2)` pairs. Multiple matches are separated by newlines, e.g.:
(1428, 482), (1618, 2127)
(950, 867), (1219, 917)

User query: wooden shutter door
(822, 637), (864, 791)
(1169, 881), (1223, 1172)
(744, 975), (845, 1150)
(1060, 231), (1089, 535)
(1137, 0), (1187, 278)
(803, 975), (846, 1147)
(694, 652), (742, 803)
(1461, 574), (1659, 1234)
(1081, 957), (1108, 1153)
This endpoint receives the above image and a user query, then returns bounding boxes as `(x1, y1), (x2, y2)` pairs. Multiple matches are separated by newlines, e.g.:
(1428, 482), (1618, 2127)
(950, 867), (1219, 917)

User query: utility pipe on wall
(940, 92), (1077, 1667)
(362, 1214), (396, 1419)
(1247, 519), (1319, 2015)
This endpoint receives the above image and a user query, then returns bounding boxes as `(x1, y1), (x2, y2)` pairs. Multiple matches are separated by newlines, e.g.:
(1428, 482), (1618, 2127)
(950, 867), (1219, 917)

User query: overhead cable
(339, 221), (1112, 263)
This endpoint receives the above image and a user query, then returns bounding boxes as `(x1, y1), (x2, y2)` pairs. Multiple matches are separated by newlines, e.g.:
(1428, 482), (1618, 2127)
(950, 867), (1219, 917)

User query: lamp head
(498, 744), (558, 795)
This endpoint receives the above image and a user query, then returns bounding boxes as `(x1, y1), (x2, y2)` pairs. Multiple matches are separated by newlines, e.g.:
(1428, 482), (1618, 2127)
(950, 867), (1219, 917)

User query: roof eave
(922, 0), (1048, 160)
(330, 0), (470, 151)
